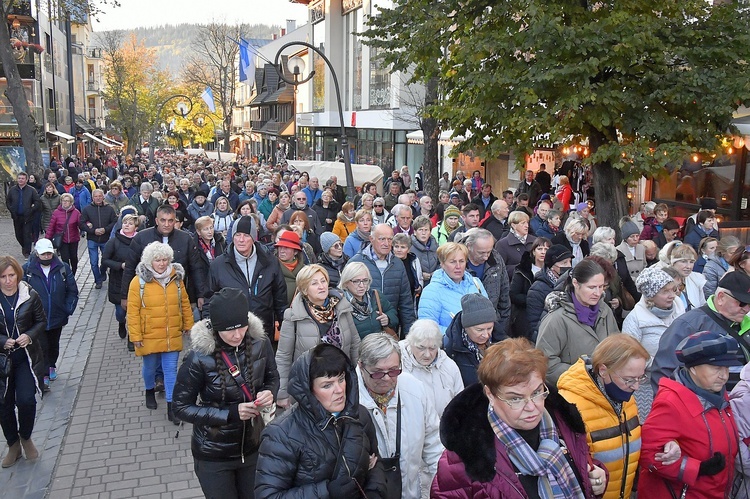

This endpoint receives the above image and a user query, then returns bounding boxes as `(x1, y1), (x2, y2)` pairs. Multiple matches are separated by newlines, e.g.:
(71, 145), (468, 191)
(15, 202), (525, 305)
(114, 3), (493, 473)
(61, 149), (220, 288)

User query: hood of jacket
(557, 356), (609, 407)
(400, 341), (451, 372)
(440, 382), (585, 483)
(287, 344), (360, 427)
(135, 261), (185, 283)
(189, 312), (267, 356)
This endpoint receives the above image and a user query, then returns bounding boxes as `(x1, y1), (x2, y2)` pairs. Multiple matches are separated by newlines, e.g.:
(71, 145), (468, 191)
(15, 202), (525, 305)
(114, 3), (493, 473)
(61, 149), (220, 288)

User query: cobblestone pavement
(0, 218), (203, 498)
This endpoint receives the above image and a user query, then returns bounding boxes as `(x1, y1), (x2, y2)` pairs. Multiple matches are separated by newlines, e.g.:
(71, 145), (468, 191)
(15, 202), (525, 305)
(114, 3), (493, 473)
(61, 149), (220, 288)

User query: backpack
(138, 276), (182, 307)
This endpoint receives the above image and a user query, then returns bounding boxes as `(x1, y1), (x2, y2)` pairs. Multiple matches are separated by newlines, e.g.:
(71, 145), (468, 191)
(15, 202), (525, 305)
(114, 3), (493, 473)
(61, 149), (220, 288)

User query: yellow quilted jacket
(558, 357), (641, 499)
(126, 262), (194, 357)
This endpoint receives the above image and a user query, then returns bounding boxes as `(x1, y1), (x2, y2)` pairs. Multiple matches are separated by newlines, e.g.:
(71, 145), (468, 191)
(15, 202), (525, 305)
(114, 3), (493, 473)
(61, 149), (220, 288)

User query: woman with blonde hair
(275, 264), (359, 409)
(668, 243), (706, 311)
(339, 262), (398, 339)
(127, 242), (194, 423)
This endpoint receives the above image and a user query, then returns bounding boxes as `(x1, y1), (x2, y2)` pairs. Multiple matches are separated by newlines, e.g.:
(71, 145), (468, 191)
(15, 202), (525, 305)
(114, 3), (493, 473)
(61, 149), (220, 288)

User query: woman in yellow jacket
(332, 202), (357, 242)
(127, 241), (193, 424)
(558, 334), (681, 499)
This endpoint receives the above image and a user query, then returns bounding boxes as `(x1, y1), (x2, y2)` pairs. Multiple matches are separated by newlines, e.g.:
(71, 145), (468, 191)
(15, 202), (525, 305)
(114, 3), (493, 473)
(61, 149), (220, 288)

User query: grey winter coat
(702, 256), (729, 298)
(410, 234), (439, 279)
(275, 291), (360, 401)
(466, 249), (511, 336)
(536, 291), (619, 385)
(173, 312), (279, 462)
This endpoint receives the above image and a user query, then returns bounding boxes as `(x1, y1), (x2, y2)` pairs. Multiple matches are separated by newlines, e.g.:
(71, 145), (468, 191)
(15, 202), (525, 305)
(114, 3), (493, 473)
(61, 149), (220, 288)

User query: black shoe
(127, 341), (135, 352)
(145, 389), (157, 410)
(95, 281), (102, 289)
(154, 379), (165, 393)
(167, 402), (180, 426)
(118, 322), (127, 339)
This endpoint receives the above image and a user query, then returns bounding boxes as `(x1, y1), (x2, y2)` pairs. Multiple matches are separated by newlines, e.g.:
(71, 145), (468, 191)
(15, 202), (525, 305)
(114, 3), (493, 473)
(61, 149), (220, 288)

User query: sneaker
(95, 281), (102, 289)
(49, 367), (57, 381)
(43, 376), (50, 392)
(154, 379), (165, 393)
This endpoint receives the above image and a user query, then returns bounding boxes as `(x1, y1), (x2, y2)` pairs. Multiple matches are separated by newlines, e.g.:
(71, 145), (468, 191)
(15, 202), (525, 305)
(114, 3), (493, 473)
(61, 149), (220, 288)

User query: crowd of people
(2, 153), (750, 499)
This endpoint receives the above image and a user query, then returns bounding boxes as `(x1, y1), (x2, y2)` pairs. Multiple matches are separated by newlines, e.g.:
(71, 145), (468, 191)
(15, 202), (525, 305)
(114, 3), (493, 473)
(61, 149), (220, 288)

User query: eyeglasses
(330, 243), (343, 249)
(611, 371), (648, 388)
(724, 292), (750, 308)
(495, 385), (549, 410)
(361, 365), (402, 380)
(350, 278), (371, 286)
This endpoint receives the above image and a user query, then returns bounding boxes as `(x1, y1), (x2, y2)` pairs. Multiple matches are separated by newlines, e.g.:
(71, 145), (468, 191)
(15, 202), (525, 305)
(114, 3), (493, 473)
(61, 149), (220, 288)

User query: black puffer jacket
(0, 282), (47, 389)
(317, 252), (348, 288)
(467, 249), (511, 336)
(509, 251), (535, 339)
(255, 347), (386, 498)
(102, 231), (134, 304)
(527, 268), (564, 338)
(192, 231), (227, 293)
(172, 312), (279, 462)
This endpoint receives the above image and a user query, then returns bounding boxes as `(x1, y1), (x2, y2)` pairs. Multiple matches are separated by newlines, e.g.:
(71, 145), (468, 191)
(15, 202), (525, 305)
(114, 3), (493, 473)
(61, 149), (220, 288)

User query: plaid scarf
(488, 405), (585, 499)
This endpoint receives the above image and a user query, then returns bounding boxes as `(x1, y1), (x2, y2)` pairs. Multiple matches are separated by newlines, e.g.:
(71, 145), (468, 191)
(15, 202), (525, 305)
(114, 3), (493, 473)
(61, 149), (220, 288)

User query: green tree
(365, 0), (750, 231)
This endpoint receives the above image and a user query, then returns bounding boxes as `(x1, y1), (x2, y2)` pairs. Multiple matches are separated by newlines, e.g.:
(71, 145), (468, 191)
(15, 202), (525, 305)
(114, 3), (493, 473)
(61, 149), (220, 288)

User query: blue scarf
(488, 405), (584, 499)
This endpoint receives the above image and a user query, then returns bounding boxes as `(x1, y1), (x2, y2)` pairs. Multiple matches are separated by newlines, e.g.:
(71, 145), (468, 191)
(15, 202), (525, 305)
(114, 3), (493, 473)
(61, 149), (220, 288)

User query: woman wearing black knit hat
(173, 287), (280, 499)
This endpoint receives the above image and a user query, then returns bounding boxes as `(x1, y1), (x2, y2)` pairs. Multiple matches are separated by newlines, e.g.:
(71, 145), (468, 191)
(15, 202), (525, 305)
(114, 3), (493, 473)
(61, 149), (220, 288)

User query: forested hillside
(94, 23), (279, 75)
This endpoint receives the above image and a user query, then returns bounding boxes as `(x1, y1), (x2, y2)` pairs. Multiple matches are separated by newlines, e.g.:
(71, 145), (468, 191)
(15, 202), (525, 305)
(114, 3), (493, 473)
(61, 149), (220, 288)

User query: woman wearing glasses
(356, 333), (443, 499)
(558, 334), (680, 499)
(275, 265), (360, 410)
(432, 337), (607, 498)
(339, 263), (398, 339)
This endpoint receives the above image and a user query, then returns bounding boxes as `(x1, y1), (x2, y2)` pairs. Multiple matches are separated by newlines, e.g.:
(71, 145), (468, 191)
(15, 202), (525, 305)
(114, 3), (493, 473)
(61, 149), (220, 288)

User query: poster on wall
(0, 147), (27, 182)
(42, 150), (50, 168)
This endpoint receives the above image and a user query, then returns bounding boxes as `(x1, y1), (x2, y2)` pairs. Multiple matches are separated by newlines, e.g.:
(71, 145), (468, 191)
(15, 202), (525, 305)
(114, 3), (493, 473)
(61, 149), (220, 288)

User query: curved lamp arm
(274, 41), (355, 201)
(193, 112), (221, 161)
(149, 94), (194, 164)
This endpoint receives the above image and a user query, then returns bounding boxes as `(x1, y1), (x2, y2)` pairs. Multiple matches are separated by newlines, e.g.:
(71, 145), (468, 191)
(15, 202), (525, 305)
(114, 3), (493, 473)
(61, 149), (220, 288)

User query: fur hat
(460, 294), (496, 328)
(320, 232), (341, 254)
(635, 266), (675, 299)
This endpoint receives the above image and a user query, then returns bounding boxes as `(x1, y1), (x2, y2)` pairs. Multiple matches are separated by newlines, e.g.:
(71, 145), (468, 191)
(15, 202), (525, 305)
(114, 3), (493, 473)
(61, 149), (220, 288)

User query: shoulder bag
(52, 210), (72, 249)
(219, 350), (276, 425)
(373, 290), (398, 341)
(378, 394), (402, 499)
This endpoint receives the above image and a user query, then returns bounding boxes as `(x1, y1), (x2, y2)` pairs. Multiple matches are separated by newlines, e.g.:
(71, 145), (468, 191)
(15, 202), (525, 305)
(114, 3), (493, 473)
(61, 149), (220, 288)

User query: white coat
(399, 341), (464, 417)
(357, 369), (443, 499)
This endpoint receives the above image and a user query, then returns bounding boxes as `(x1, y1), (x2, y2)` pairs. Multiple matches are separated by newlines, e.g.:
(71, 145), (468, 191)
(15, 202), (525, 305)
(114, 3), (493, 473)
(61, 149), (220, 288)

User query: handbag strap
(373, 289), (383, 315)
(219, 350), (254, 402)
(394, 394), (401, 458)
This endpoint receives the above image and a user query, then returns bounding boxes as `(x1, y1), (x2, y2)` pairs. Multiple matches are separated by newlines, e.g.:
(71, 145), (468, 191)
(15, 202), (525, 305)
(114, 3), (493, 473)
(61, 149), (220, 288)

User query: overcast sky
(93, 0), (308, 31)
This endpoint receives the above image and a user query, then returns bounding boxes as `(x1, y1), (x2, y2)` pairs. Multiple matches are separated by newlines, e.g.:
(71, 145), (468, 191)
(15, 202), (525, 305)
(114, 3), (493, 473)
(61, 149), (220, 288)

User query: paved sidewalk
(0, 218), (203, 498)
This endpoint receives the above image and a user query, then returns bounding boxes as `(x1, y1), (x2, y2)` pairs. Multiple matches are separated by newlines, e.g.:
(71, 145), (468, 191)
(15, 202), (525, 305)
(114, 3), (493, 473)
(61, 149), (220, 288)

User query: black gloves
(698, 452), (726, 477)
(327, 474), (360, 497)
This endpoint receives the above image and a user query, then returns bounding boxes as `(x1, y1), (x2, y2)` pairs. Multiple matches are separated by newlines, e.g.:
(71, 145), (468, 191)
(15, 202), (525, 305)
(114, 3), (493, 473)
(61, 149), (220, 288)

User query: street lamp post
(193, 112), (222, 161)
(149, 94), (194, 164)
(274, 42), (355, 201)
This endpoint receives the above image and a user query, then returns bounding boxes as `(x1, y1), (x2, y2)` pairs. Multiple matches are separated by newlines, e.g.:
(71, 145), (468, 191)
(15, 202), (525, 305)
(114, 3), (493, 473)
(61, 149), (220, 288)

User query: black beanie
(233, 216), (255, 237)
(210, 288), (248, 332)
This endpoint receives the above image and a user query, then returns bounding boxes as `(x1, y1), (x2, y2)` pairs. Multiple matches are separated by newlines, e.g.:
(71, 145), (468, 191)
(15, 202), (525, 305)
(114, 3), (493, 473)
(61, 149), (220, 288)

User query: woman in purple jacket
(432, 337), (607, 498)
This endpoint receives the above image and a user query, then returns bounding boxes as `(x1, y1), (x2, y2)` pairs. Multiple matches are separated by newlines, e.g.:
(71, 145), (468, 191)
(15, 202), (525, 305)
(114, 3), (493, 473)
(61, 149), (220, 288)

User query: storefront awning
(84, 132), (112, 147)
(48, 130), (75, 143)
(75, 115), (95, 133)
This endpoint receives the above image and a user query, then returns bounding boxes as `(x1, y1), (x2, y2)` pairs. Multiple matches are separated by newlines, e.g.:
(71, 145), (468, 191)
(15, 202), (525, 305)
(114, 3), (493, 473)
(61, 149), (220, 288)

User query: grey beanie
(635, 266), (675, 299)
(460, 294), (497, 328)
(621, 220), (640, 240)
(320, 232), (341, 254)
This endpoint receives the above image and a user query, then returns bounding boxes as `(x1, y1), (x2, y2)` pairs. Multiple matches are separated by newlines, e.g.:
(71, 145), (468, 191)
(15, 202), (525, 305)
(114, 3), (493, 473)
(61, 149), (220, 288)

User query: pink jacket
(46, 205), (81, 244)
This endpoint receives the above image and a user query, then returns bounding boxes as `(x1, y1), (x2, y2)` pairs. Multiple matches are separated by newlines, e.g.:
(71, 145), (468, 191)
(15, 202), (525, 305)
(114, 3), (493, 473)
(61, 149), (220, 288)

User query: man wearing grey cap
(651, 271), (750, 392)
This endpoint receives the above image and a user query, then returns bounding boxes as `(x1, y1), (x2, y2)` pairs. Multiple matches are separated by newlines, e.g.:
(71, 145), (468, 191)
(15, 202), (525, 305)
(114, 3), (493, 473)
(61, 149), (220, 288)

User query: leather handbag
(378, 395), (402, 498)
(373, 290), (398, 341)
(52, 210), (72, 249)
(0, 351), (11, 380)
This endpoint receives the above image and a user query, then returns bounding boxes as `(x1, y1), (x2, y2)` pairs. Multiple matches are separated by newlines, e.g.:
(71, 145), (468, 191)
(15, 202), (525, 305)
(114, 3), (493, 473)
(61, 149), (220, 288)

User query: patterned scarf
(462, 329), (490, 363)
(305, 295), (342, 348)
(368, 386), (395, 414)
(344, 289), (371, 322)
(511, 227), (527, 244)
(488, 405), (585, 499)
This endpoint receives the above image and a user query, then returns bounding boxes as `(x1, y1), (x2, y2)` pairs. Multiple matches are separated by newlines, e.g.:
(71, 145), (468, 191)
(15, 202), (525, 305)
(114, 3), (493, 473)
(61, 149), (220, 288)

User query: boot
(167, 402), (180, 426)
(20, 438), (38, 460)
(154, 378), (165, 393)
(145, 389), (157, 410)
(1, 441), (21, 468)
(118, 322), (127, 339)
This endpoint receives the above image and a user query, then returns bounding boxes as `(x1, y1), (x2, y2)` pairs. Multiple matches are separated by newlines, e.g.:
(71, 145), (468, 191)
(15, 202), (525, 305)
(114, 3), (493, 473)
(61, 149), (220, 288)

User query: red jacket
(46, 205), (81, 244)
(556, 184), (573, 210)
(431, 383), (603, 498)
(640, 377), (738, 499)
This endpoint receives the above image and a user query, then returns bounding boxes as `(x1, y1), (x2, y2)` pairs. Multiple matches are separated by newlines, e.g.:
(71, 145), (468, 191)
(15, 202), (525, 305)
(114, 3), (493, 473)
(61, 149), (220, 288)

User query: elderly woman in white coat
(275, 264), (359, 409)
(357, 333), (443, 499)
(622, 266), (683, 422)
(399, 319), (463, 417)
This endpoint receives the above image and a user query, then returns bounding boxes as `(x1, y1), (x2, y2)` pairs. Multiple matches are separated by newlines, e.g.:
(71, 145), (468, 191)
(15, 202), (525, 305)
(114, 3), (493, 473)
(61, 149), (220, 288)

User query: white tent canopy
(184, 148), (237, 162)
(287, 160), (384, 192)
